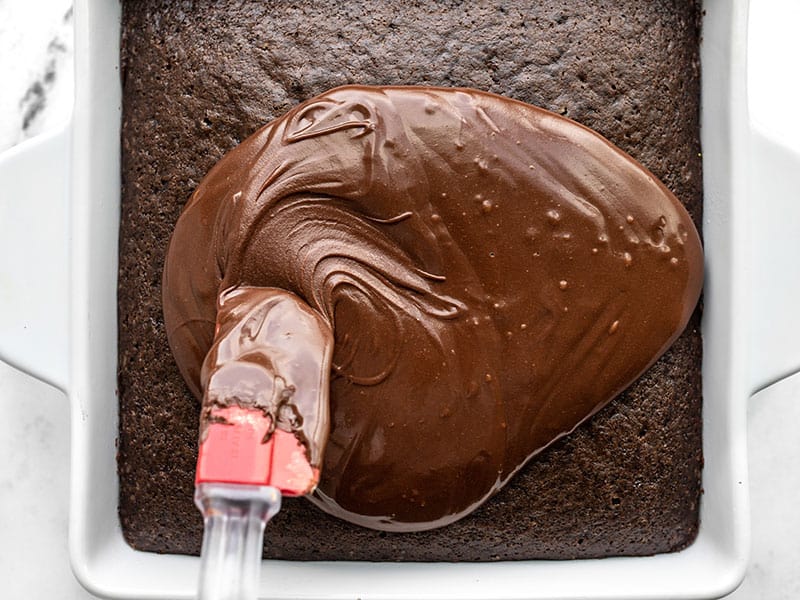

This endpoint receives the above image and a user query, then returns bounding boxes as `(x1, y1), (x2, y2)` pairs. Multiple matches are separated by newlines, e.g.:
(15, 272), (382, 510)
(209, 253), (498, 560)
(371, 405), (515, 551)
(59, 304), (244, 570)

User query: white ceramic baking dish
(4, 0), (799, 597)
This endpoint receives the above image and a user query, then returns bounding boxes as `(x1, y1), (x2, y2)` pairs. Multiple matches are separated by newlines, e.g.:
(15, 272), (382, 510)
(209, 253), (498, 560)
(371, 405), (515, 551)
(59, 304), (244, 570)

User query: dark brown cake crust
(118, 0), (703, 560)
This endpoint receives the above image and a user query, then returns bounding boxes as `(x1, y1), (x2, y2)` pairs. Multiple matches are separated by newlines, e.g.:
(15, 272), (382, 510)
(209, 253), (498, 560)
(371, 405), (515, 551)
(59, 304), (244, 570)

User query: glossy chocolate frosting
(162, 85), (703, 532)
(199, 286), (333, 469)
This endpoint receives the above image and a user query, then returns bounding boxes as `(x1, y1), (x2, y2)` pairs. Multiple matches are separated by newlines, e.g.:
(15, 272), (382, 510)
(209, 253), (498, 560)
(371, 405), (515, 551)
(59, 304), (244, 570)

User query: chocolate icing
(199, 286), (333, 469)
(163, 85), (703, 532)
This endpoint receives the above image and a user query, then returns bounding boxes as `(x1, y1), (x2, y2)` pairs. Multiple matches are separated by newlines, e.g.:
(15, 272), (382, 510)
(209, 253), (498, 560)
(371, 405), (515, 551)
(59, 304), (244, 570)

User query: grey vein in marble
(0, 0), (74, 153)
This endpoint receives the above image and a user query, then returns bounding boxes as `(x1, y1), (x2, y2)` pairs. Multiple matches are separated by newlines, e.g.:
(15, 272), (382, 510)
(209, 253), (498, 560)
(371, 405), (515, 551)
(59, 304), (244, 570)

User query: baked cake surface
(118, 0), (703, 560)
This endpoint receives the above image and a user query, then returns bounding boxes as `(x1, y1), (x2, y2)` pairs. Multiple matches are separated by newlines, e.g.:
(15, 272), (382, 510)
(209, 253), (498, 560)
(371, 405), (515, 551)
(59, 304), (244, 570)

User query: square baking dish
(0, 0), (759, 598)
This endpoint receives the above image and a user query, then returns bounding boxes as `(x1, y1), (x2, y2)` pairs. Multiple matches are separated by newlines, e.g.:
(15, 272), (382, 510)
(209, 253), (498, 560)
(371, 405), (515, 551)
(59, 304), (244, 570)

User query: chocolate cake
(118, 0), (704, 560)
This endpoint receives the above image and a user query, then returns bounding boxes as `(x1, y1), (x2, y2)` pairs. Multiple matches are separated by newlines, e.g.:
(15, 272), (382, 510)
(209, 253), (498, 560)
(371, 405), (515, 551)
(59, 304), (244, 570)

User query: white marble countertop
(1, 1), (798, 599)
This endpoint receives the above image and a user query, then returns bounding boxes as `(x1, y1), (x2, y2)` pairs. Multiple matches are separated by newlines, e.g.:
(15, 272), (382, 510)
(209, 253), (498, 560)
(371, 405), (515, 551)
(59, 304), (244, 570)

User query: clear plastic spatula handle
(195, 483), (282, 600)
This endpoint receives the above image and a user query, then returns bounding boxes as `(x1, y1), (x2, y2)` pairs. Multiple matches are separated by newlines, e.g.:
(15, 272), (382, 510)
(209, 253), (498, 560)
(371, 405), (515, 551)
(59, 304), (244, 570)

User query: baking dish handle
(747, 129), (800, 393)
(746, 0), (800, 392)
(0, 123), (71, 392)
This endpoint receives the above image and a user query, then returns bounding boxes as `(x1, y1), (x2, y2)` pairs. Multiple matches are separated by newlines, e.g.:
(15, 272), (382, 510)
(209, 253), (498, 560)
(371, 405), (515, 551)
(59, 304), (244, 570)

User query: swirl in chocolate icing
(163, 85), (703, 531)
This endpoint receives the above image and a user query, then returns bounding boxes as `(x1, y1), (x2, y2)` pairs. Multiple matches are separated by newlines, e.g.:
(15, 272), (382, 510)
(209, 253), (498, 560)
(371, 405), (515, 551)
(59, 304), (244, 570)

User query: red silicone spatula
(194, 405), (319, 600)
(192, 286), (333, 600)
